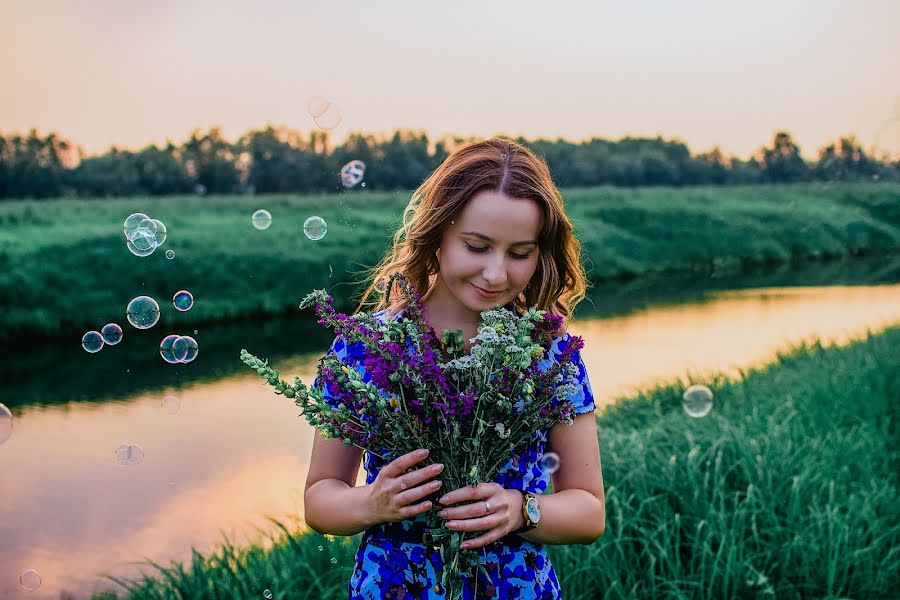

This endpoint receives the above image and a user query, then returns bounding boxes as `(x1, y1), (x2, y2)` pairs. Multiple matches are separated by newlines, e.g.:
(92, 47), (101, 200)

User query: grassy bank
(2, 182), (899, 341)
(91, 324), (900, 599)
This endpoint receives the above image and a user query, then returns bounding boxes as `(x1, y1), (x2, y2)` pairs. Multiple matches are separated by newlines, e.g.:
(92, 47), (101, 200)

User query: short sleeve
(310, 336), (368, 409)
(549, 332), (596, 415)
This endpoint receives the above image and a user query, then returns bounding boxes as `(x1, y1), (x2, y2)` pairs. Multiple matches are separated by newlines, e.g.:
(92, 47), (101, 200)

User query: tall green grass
(2, 183), (899, 341)
(91, 325), (900, 599)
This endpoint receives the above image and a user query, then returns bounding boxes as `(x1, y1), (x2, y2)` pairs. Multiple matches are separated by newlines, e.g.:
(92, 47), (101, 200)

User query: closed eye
(465, 243), (533, 260)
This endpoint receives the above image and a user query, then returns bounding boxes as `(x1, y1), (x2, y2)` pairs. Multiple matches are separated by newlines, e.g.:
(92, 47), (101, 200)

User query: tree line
(0, 126), (897, 199)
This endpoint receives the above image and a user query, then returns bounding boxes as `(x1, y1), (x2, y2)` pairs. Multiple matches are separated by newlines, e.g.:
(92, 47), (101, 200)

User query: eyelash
(465, 243), (533, 260)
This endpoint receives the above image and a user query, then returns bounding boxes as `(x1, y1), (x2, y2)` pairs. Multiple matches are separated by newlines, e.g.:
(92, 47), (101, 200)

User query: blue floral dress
(312, 309), (596, 599)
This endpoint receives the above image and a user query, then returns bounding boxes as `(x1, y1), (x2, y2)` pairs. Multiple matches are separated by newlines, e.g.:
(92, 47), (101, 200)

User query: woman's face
(432, 189), (542, 317)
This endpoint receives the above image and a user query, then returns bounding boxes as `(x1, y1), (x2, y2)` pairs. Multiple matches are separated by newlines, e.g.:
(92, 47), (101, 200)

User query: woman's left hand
(436, 483), (525, 550)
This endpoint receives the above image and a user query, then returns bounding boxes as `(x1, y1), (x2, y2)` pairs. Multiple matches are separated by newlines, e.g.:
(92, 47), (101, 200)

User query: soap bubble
(101, 323), (123, 345)
(151, 219), (167, 245)
(251, 209), (272, 230)
(540, 452), (560, 474)
(116, 443), (144, 465)
(126, 296), (160, 329)
(263, 590), (273, 599)
(82, 331), (104, 353)
(124, 213), (150, 236)
(682, 384), (714, 418)
(176, 336), (199, 363)
(127, 238), (156, 257)
(0, 403), (12, 445)
(165, 249), (175, 260)
(307, 97), (342, 130)
(162, 395), (180, 415)
(160, 334), (185, 364)
(340, 160), (366, 188)
(195, 184), (207, 196)
(330, 557), (337, 564)
(303, 216), (327, 240)
(173, 290), (194, 312)
(19, 569), (42, 592)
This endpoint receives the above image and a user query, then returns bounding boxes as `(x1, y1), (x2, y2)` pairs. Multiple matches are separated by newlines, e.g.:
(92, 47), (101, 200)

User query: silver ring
(483, 500), (492, 515)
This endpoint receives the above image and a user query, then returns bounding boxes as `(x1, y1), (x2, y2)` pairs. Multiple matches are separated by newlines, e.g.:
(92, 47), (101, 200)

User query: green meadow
(2, 182), (899, 341)
(85, 324), (900, 600)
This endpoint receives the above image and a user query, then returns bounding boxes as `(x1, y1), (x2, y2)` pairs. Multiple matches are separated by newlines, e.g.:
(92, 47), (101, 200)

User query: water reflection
(2, 257), (900, 599)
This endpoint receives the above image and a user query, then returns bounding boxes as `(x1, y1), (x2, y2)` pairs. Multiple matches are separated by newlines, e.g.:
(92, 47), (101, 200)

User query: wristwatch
(514, 491), (541, 535)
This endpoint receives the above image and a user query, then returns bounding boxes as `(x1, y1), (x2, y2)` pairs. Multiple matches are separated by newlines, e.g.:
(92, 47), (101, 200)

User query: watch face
(526, 497), (541, 523)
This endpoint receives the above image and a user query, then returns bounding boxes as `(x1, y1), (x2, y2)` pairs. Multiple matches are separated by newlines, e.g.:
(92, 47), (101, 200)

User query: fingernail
(418, 449), (429, 457)
(461, 542), (470, 549)
(438, 510), (448, 518)
(439, 496), (448, 504)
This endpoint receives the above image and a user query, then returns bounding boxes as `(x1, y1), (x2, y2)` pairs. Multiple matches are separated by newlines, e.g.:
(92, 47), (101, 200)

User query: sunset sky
(3, 0), (899, 159)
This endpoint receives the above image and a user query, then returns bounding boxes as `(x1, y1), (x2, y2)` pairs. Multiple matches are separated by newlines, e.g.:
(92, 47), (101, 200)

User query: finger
(439, 482), (500, 507)
(446, 515), (495, 534)
(459, 529), (502, 550)
(399, 498), (434, 520)
(396, 462), (444, 491)
(384, 449), (430, 478)
(438, 499), (491, 521)
(396, 478), (443, 506)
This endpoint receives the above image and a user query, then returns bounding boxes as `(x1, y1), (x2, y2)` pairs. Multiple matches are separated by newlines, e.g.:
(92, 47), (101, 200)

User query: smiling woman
(303, 138), (604, 599)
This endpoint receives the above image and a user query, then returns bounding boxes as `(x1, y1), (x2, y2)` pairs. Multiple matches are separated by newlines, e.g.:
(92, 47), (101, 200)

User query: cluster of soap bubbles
(124, 213), (168, 257)
(20, 569), (42, 592)
(682, 384), (714, 418)
(308, 96), (342, 130)
(340, 160), (366, 188)
(81, 323), (124, 353)
(116, 442), (145, 465)
(160, 334), (199, 364)
(0, 403), (12, 446)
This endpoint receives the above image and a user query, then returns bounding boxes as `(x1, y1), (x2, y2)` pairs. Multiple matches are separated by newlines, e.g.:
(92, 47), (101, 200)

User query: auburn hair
(355, 138), (587, 332)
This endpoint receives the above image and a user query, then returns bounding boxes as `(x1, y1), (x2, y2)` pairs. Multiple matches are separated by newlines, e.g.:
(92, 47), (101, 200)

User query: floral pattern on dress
(311, 309), (596, 599)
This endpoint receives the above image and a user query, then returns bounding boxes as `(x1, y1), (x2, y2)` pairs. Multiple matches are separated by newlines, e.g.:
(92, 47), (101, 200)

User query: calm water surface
(2, 258), (899, 599)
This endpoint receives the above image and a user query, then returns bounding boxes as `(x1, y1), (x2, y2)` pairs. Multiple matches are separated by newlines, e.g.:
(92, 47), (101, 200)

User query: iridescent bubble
(330, 557), (337, 564)
(19, 569), (42, 592)
(151, 219), (167, 245)
(307, 97), (341, 130)
(340, 160), (366, 188)
(116, 443), (144, 465)
(101, 323), (123, 345)
(303, 216), (327, 241)
(160, 334), (185, 364)
(251, 209), (272, 230)
(540, 452), (560, 474)
(165, 249), (175, 260)
(263, 590), (273, 600)
(173, 290), (194, 312)
(176, 336), (199, 363)
(0, 403), (12, 446)
(82, 331), (104, 353)
(682, 384), (714, 418)
(124, 213), (150, 236)
(127, 238), (156, 257)
(318, 546), (324, 551)
(126, 296), (160, 329)
(162, 395), (180, 415)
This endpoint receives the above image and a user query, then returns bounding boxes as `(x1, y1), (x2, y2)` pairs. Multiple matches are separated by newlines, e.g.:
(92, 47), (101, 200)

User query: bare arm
(518, 411), (606, 545)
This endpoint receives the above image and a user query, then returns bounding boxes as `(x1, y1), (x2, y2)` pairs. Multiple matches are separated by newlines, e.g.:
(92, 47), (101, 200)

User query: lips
(471, 283), (504, 298)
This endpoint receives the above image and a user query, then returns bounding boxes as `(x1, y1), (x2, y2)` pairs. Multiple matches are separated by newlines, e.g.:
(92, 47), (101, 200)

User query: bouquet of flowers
(240, 273), (584, 599)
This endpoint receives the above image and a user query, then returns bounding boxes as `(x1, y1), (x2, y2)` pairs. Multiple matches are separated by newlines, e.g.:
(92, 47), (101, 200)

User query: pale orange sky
(2, 0), (899, 159)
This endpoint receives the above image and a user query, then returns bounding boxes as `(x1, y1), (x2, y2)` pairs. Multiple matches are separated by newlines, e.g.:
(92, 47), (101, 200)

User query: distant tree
(179, 127), (240, 194)
(813, 136), (881, 182)
(760, 131), (808, 182)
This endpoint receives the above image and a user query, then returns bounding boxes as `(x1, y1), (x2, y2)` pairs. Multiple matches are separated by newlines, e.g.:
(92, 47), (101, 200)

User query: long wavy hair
(354, 138), (587, 333)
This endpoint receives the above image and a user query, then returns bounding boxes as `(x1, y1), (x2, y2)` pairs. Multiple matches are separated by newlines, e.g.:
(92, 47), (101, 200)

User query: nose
(481, 254), (508, 288)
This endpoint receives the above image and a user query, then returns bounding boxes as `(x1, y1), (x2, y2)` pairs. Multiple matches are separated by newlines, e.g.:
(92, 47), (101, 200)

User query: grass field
(85, 324), (900, 599)
(2, 182), (899, 341)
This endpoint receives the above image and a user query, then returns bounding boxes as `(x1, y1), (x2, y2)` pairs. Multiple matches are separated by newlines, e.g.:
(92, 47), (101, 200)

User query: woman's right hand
(367, 449), (444, 524)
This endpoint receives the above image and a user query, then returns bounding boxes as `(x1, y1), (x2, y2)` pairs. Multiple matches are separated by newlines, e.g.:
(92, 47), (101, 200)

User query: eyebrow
(460, 231), (538, 246)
